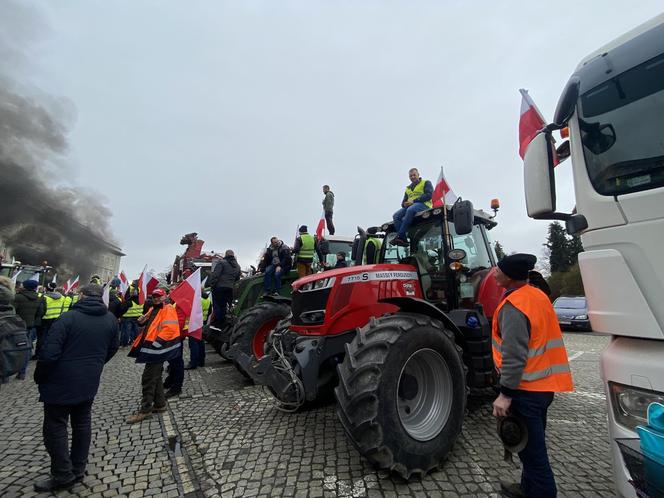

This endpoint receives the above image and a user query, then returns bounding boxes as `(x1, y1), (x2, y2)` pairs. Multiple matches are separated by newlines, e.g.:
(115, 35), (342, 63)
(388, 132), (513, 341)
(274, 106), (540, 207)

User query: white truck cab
(523, 14), (664, 497)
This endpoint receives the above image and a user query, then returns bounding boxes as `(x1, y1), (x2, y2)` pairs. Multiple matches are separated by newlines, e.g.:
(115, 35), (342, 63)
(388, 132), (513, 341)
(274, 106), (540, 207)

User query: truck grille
(291, 288), (331, 325)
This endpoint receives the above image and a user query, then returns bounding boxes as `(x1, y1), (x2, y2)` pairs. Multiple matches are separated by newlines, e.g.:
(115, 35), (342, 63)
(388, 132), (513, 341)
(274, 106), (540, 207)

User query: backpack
(0, 315), (31, 381)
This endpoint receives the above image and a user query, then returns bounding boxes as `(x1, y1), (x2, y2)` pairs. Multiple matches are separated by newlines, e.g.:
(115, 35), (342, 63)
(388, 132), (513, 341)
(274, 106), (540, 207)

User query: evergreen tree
(494, 241), (506, 261)
(545, 222), (572, 273)
(568, 234), (584, 265)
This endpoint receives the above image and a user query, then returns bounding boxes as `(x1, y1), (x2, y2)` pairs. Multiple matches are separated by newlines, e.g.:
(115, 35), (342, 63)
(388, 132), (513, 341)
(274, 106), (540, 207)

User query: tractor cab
(354, 201), (502, 320)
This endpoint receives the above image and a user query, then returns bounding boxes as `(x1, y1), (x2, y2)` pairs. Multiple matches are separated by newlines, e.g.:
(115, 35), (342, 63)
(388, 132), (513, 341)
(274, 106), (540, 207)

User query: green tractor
(204, 235), (355, 365)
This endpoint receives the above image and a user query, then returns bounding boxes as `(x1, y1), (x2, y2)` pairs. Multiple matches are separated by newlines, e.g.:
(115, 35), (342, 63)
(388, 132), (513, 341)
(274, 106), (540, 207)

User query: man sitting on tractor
(391, 167), (433, 246)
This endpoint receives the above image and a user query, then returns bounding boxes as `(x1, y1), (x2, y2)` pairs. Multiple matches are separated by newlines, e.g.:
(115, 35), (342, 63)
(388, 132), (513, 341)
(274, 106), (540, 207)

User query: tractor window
(449, 224), (492, 270)
(382, 222), (443, 271)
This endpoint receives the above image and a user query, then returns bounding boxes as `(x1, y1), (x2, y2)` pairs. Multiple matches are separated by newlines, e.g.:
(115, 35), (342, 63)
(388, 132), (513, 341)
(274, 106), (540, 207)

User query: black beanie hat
(497, 253), (537, 281)
(299, 225), (308, 233)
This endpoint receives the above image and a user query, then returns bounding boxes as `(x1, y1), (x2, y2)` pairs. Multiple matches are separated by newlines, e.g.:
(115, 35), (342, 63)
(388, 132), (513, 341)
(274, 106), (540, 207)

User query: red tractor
(237, 200), (503, 479)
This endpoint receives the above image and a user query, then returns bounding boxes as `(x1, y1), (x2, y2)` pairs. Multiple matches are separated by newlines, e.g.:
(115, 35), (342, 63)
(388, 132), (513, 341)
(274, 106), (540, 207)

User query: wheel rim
(397, 348), (452, 442)
(252, 319), (279, 359)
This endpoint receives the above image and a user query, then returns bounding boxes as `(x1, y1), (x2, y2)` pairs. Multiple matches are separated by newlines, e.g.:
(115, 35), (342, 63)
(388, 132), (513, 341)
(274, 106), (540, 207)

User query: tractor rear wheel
(229, 302), (290, 374)
(335, 313), (467, 480)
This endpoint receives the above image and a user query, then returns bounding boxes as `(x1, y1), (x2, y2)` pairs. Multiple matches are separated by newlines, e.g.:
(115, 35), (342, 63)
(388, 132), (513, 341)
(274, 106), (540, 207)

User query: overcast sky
(11, 1), (663, 277)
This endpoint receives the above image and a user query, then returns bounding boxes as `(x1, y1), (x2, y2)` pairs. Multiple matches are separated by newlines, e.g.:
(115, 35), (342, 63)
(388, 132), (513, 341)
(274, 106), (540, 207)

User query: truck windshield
(579, 51), (664, 196)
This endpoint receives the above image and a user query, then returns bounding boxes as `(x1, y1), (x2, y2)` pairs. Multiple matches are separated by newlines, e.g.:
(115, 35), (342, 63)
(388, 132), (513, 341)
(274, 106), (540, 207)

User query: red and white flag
(170, 268), (203, 340)
(102, 282), (110, 307)
(69, 275), (80, 293)
(137, 265), (159, 305)
(63, 279), (70, 293)
(432, 166), (457, 207)
(315, 212), (326, 239)
(518, 89), (547, 159)
(118, 271), (130, 294)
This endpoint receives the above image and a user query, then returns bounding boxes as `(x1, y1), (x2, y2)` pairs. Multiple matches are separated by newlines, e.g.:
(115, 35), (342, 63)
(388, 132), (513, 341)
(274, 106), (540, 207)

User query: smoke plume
(0, 1), (117, 280)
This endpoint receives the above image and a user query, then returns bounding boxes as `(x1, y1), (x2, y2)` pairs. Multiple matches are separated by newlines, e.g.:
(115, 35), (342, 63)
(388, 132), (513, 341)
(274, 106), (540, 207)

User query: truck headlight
(574, 314), (588, 320)
(609, 382), (664, 431)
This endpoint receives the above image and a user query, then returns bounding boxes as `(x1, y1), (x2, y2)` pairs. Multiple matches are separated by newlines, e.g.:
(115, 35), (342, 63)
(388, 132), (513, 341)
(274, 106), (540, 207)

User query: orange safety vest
(130, 304), (182, 362)
(492, 285), (573, 392)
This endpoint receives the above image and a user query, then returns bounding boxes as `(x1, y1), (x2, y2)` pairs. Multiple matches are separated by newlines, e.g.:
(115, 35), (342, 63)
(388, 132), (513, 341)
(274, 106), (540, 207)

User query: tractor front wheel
(335, 313), (467, 480)
(229, 302), (290, 376)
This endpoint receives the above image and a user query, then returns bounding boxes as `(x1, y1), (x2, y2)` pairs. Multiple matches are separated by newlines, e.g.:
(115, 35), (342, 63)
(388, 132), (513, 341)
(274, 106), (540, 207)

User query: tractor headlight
(610, 382), (664, 431)
(300, 310), (326, 324)
(574, 314), (588, 320)
(299, 277), (336, 293)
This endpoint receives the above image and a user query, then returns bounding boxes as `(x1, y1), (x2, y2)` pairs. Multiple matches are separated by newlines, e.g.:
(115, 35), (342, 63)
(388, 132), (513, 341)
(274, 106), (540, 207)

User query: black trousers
(140, 362), (165, 413)
(325, 210), (335, 235)
(43, 400), (94, 484)
(211, 287), (233, 327)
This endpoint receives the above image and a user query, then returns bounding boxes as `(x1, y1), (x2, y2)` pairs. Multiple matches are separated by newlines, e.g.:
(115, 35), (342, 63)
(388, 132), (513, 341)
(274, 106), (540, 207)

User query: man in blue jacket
(33, 284), (119, 492)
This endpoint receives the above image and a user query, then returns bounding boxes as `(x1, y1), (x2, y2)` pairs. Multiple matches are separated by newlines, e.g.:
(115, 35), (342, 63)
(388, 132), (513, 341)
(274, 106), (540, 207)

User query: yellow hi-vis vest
(298, 233), (315, 261)
(405, 179), (433, 208)
(123, 300), (143, 319)
(43, 295), (68, 320)
(364, 237), (382, 264)
(201, 297), (211, 322)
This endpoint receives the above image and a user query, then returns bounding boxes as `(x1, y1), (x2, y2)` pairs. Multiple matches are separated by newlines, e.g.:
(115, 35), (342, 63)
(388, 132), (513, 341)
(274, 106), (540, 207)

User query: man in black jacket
(207, 250), (241, 327)
(259, 238), (292, 295)
(33, 284), (119, 492)
(14, 279), (45, 379)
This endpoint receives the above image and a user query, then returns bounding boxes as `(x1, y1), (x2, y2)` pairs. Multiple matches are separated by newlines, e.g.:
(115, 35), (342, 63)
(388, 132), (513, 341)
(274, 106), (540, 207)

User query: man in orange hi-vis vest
(126, 288), (182, 424)
(492, 253), (573, 498)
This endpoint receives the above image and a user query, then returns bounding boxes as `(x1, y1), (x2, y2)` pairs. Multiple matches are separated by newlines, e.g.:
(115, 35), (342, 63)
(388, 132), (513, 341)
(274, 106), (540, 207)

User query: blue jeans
(188, 337), (206, 368)
(393, 202), (429, 238)
(120, 319), (139, 346)
(19, 327), (37, 376)
(510, 390), (556, 498)
(263, 265), (283, 293)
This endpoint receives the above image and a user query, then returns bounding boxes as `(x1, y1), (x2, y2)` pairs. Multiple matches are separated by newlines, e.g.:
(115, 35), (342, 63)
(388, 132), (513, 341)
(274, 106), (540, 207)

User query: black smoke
(0, 2), (117, 280)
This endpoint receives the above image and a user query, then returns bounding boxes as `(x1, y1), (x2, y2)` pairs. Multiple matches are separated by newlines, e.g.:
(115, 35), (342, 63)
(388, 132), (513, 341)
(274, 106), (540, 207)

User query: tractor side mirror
(353, 226), (367, 266)
(452, 200), (474, 235)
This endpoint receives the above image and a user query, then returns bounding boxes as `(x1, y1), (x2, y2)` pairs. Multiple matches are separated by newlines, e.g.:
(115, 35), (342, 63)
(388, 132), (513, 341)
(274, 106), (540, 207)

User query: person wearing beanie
(293, 225), (318, 278)
(33, 283), (119, 492)
(491, 253), (573, 498)
(14, 279), (47, 379)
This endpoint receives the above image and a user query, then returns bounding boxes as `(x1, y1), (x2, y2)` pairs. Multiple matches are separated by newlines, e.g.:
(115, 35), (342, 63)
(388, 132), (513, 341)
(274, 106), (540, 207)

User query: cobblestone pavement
(0, 332), (617, 497)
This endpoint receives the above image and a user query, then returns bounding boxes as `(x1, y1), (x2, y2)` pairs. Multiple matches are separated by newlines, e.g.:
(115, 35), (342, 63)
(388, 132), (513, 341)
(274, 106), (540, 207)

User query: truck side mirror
(452, 200), (474, 235)
(524, 131), (557, 218)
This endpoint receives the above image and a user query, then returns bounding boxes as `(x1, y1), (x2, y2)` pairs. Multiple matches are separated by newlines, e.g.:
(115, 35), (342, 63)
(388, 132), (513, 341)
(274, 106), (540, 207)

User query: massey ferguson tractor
(236, 200), (504, 478)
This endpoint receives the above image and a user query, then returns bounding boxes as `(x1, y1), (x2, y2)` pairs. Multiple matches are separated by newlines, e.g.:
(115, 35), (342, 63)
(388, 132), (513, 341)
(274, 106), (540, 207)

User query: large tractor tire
(335, 313), (467, 480)
(229, 302), (290, 375)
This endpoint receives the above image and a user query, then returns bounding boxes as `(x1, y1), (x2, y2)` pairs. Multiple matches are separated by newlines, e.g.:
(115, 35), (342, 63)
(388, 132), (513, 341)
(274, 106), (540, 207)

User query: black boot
(34, 477), (76, 492)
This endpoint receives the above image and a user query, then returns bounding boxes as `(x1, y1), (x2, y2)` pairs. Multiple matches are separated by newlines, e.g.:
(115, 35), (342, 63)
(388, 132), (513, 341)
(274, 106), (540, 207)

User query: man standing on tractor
(491, 253), (574, 498)
(207, 250), (241, 326)
(293, 225), (317, 278)
(364, 227), (382, 264)
(259, 238), (292, 295)
(322, 185), (335, 235)
(391, 168), (433, 246)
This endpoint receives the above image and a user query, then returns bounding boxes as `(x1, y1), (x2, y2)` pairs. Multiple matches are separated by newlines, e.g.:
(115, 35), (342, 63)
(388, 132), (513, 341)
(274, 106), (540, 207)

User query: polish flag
(137, 265), (159, 305)
(102, 282), (110, 307)
(118, 271), (130, 294)
(69, 275), (80, 293)
(63, 279), (70, 293)
(432, 166), (457, 207)
(518, 89), (547, 159)
(170, 268), (203, 340)
(315, 212), (326, 239)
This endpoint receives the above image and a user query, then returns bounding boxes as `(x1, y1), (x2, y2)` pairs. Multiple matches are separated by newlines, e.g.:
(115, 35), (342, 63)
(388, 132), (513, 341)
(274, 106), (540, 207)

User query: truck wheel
(230, 302), (290, 373)
(335, 313), (467, 480)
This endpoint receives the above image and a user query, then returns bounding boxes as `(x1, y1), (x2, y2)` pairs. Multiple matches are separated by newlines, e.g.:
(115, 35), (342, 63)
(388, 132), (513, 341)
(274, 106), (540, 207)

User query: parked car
(553, 296), (591, 331)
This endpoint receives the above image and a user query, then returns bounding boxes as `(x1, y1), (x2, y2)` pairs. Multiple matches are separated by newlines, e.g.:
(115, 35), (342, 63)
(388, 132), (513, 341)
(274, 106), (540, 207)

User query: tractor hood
(292, 264), (418, 292)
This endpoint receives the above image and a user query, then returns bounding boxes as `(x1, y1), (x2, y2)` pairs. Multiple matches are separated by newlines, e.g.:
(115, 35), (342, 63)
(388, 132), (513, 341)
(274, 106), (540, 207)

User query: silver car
(553, 296), (591, 331)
